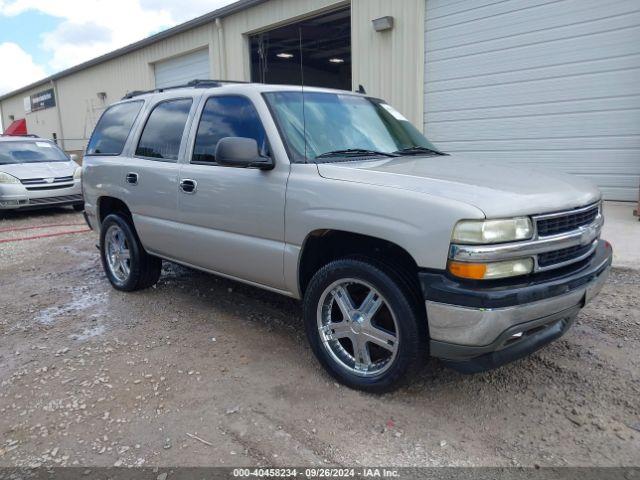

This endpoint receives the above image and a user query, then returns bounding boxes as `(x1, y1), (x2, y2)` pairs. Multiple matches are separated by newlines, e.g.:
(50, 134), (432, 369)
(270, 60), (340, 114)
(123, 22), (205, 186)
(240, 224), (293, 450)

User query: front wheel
(100, 214), (162, 291)
(303, 258), (425, 393)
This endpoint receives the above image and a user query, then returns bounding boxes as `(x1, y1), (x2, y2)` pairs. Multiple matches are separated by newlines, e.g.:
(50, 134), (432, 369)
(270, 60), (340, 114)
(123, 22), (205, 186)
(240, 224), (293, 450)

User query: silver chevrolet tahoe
(82, 81), (612, 392)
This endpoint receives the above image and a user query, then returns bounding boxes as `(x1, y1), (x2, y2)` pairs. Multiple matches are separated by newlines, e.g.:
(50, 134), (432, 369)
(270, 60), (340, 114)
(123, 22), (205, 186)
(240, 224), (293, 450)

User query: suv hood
(317, 154), (601, 218)
(0, 161), (77, 180)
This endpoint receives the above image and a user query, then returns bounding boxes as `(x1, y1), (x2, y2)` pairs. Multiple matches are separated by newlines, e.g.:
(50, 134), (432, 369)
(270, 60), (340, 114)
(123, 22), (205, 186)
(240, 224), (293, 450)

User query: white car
(0, 136), (83, 211)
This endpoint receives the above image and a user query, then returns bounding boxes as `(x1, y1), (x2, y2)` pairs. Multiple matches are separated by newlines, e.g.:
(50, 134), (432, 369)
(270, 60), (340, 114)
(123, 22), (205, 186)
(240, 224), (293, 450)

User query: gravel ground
(0, 209), (639, 468)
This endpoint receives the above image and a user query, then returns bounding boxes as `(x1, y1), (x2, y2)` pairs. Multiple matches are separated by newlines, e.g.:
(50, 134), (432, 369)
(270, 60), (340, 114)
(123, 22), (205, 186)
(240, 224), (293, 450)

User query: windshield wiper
(316, 149), (399, 159)
(393, 146), (445, 156)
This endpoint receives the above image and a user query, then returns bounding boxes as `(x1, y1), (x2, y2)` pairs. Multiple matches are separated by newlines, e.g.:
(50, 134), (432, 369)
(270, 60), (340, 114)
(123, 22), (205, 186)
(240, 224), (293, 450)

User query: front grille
(26, 184), (74, 191)
(536, 204), (599, 237)
(21, 176), (74, 185)
(537, 243), (595, 268)
(28, 194), (82, 205)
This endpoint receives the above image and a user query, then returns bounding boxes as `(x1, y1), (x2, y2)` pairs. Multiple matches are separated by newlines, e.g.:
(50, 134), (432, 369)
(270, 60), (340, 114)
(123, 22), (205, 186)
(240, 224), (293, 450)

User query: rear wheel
(100, 214), (162, 291)
(303, 258), (425, 393)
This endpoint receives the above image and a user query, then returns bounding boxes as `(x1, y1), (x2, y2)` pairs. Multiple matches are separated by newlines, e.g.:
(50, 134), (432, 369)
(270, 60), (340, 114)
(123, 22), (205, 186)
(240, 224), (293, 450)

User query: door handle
(125, 172), (138, 185)
(179, 179), (197, 194)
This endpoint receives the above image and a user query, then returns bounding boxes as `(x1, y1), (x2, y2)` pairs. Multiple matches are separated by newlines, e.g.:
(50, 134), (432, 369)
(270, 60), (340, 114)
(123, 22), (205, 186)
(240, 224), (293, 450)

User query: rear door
(124, 96), (199, 258)
(84, 100), (146, 227)
(175, 94), (289, 290)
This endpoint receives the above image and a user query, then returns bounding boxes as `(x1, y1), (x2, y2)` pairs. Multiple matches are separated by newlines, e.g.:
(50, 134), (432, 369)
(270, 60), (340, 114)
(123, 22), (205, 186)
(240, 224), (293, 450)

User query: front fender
(283, 165), (485, 297)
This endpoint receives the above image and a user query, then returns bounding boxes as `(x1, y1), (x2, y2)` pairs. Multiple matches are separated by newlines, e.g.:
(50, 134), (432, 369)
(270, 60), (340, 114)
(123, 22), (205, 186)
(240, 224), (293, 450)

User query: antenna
(258, 34), (269, 84)
(299, 26), (308, 162)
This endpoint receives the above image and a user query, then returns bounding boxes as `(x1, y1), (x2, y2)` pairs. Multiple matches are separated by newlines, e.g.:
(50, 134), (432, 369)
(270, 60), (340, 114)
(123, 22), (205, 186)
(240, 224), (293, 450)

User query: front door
(176, 94), (289, 291)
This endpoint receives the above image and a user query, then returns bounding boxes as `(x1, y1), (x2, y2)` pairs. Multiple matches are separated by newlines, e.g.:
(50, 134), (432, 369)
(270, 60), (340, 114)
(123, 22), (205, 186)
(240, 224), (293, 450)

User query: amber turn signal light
(447, 261), (488, 280)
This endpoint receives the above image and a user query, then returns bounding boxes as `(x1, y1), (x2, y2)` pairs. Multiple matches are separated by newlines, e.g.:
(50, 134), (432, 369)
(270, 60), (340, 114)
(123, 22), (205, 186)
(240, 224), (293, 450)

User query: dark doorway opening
(250, 8), (351, 91)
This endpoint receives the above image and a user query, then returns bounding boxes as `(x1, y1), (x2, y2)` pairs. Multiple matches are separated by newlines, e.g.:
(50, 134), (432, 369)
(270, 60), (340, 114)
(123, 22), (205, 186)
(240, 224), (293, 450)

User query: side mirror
(69, 153), (79, 163)
(215, 137), (274, 170)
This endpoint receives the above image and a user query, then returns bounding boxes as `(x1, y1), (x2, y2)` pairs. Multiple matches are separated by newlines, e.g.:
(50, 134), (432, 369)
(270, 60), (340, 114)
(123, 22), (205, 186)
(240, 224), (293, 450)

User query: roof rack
(122, 79), (252, 100)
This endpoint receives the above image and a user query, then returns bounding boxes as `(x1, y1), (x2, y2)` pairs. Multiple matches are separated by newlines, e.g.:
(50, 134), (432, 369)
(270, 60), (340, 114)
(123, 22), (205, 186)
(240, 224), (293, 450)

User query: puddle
(34, 290), (107, 325)
(71, 324), (106, 341)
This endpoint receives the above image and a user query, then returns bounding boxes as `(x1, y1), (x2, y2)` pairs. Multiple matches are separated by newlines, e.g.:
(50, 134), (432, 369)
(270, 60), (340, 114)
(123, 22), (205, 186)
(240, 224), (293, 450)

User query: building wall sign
(30, 88), (56, 112)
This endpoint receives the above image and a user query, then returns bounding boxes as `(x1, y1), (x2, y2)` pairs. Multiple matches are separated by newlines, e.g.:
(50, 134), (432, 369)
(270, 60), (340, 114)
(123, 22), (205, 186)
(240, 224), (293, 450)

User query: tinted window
(192, 96), (267, 164)
(136, 99), (193, 161)
(0, 140), (69, 165)
(86, 101), (143, 155)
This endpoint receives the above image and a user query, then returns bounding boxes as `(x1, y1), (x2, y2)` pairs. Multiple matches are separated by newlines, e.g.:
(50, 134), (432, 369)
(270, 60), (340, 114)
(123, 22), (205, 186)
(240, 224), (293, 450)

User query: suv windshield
(264, 91), (443, 162)
(0, 140), (69, 165)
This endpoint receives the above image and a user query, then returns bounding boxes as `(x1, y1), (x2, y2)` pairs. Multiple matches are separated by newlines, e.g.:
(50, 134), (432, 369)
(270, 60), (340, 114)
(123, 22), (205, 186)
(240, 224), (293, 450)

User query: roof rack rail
(122, 90), (150, 99)
(122, 79), (252, 100)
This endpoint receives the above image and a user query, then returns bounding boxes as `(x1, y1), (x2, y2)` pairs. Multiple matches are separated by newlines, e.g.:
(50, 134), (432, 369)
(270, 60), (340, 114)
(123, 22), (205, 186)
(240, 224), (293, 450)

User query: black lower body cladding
(420, 240), (613, 373)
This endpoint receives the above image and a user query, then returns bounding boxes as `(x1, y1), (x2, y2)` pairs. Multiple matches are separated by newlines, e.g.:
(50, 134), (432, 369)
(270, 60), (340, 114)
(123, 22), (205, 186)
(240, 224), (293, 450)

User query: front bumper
(421, 240), (612, 373)
(0, 180), (82, 210)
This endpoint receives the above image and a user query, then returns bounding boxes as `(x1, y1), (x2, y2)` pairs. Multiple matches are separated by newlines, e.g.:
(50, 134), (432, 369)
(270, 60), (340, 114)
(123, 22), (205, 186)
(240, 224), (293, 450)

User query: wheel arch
(97, 196), (133, 226)
(297, 229), (421, 299)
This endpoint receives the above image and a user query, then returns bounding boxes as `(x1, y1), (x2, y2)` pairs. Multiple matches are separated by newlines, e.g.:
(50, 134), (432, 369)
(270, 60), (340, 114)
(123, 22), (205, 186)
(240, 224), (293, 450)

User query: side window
(86, 101), (143, 155)
(192, 96), (267, 165)
(136, 98), (193, 161)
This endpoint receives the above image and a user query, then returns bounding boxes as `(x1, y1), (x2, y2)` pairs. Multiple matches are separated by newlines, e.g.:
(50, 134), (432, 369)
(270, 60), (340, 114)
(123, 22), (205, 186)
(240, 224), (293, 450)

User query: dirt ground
(0, 208), (639, 469)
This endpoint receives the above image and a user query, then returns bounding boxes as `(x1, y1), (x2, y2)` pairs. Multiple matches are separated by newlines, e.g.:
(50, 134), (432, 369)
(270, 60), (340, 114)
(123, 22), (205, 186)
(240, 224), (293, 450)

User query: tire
(72, 203), (84, 212)
(100, 214), (162, 291)
(303, 257), (426, 393)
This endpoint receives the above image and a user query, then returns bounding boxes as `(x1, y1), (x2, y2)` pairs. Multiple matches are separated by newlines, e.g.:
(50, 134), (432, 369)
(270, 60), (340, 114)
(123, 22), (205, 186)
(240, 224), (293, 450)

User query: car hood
(0, 161), (77, 180)
(316, 154), (602, 218)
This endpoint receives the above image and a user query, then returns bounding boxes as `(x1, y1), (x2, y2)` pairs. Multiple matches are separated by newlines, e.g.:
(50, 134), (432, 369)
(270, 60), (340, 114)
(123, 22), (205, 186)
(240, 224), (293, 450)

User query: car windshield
(264, 91), (443, 162)
(0, 140), (69, 165)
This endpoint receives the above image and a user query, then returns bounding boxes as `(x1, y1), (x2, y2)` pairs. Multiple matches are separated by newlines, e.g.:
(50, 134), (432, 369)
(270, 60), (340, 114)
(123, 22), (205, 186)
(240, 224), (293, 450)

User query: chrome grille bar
(449, 203), (603, 272)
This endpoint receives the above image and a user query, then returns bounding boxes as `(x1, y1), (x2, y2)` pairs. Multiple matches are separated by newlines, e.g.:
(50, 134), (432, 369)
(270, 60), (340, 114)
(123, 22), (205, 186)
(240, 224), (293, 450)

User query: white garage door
(424, 0), (640, 201)
(155, 49), (210, 89)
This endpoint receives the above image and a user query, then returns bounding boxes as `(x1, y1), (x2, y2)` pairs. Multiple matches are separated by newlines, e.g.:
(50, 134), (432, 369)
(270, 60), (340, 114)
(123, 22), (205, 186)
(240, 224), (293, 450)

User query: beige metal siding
(352, 0), (425, 128)
(2, 1), (347, 152)
(1, 0), (426, 150)
(0, 84), (61, 142)
(55, 25), (211, 151)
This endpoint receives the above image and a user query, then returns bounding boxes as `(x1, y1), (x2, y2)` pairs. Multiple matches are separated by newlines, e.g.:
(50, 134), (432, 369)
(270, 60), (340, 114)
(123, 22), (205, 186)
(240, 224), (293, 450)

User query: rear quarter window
(86, 101), (144, 155)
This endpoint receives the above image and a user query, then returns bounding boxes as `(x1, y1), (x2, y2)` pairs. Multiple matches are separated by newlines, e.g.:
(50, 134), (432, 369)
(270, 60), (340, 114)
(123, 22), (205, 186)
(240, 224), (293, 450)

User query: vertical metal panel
(424, 0), (640, 201)
(352, 0), (425, 128)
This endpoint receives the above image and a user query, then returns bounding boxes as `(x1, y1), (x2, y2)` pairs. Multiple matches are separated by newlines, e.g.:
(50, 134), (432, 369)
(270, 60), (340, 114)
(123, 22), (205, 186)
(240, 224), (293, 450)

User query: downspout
(215, 18), (227, 79)
(51, 79), (66, 150)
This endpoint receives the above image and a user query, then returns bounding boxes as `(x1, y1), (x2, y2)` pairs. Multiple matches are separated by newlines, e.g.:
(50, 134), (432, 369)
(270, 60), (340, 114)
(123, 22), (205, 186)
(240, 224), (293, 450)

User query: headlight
(73, 167), (82, 180)
(448, 258), (534, 280)
(452, 217), (533, 244)
(0, 172), (20, 184)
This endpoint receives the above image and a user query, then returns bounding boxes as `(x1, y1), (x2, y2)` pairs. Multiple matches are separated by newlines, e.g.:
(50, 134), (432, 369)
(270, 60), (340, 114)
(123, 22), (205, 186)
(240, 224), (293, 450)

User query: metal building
(1, 0), (638, 200)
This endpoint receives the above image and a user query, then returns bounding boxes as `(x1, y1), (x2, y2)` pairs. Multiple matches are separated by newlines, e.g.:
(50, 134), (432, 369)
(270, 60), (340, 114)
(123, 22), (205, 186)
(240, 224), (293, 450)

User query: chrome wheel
(317, 279), (399, 377)
(104, 225), (131, 283)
